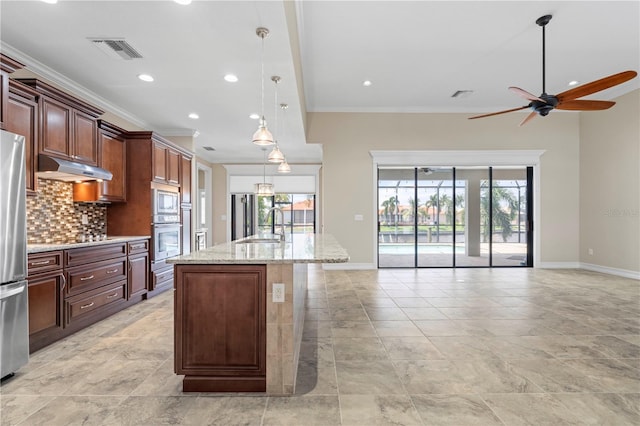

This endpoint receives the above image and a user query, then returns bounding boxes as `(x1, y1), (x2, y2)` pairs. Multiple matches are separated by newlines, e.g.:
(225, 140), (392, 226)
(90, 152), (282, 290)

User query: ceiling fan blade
(556, 100), (616, 111)
(468, 106), (529, 120)
(509, 87), (546, 103)
(556, 70), (638, 102)
(519, 111), (537, 126)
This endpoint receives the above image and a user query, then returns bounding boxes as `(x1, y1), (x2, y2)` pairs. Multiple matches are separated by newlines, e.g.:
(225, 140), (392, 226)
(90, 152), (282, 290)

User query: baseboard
(580, 262), (640, 280)
(322, 262), (377, 270)
(537, 262), (581, 269)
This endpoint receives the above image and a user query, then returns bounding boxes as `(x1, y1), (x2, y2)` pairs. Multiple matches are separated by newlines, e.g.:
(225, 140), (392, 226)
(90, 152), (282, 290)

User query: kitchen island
(167, 233), (348, 394)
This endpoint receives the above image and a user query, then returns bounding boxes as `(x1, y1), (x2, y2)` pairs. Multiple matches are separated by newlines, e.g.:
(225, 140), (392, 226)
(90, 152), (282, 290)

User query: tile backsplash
(26, 178), (107, 244)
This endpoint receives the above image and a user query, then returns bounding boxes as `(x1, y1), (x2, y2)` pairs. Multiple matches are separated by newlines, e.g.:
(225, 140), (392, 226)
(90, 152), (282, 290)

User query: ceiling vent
(89, 38), (143, 60)
(451, 90), (474, 99)
(203, 146), (216, 151)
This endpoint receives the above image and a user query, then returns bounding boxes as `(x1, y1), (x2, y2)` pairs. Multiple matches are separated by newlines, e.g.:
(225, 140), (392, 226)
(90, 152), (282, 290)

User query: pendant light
(277, 103), (291, 173)
(268, 76), (285, 163)
(252, 27), (274, 146)
(254, 148), (274, 196)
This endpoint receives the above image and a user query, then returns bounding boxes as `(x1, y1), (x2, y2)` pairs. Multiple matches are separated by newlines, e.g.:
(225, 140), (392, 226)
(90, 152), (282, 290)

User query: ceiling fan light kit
(469, 14), (637, 125)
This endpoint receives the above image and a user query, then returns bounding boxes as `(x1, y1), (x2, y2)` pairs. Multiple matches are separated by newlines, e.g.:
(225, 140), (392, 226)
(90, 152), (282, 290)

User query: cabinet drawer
(65, 243), (126, 267)
(66, 257), (126, 296)
(152, 266), (174, 290)
(128, 239), (149, 255)
(28, 251), (63, 276)
(66, 281), (126, 324)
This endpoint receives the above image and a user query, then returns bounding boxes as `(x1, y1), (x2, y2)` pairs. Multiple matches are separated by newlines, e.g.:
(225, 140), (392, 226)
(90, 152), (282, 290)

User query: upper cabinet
(0, 54), (24, 130)
(180, 154), (192, 205)
(97, 120), (126, 202)
(6, 80), (38, 196)
(17, 79), (103, 167)
(152, 140), (180, 186)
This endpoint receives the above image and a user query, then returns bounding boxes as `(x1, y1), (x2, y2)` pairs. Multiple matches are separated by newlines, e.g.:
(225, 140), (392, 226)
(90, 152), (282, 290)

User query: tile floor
(1, 266), (639, 425)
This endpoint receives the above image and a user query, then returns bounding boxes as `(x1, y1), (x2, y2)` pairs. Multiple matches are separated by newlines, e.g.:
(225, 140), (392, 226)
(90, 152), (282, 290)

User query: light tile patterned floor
(1, 266), (639, 425)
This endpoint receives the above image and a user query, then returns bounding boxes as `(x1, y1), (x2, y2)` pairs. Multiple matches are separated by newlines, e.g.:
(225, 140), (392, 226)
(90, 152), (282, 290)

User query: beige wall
(307, 111), (581, 266)
(579, 90), (640, 273)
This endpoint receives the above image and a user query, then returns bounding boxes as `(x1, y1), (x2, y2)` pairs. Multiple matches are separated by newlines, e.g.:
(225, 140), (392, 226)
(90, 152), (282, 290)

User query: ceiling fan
(469, 14), (638, 126)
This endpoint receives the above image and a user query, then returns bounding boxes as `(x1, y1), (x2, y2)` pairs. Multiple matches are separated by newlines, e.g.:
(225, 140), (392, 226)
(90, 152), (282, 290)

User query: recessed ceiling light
(174, 0), (192, 5)
(137, 74), (154, 82)
(41, 0), (57, 4)
(249, 113), (260, 120)
(363, 80), (372, 87)
(224, 74), (239, 83)
(188, 113), (199, 119)
(568, 80), (579, 86)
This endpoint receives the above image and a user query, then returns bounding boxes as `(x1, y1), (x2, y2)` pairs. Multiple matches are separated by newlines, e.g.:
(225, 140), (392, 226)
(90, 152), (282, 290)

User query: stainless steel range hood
(37, 154), (112, 182)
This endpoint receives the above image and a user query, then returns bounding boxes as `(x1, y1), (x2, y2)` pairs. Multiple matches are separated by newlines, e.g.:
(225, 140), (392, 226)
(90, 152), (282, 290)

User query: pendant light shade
(268, 145), (284, 163)
(277, 158), (291, 174)
(254, 182), (274, 196)
(252, 27), (274, 146)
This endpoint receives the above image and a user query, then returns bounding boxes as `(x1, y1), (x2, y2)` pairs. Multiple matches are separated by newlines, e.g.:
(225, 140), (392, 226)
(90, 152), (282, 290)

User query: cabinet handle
(61, 274), (67, 291)
(31, 260), (51, 266)
(106, 269), (118, 274)
(80, 275), (94, 281)
(106, 292), (119, 299)
(80, 302), (95, 309)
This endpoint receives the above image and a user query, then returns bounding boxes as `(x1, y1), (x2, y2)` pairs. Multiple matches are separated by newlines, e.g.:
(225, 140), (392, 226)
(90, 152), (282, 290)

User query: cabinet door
(175, 265), (266, 381)
(128, 253), (148, 298)
(167, 149), (180, 185)
(180, 155), (192, 204)
(28, 272), (65, 352)
(40, 96), (71, 158)
(72, 110), (98, 165)
(152, 142), (168, 183)
(6, 87), (38, 195)
(98, 130), (126, 202)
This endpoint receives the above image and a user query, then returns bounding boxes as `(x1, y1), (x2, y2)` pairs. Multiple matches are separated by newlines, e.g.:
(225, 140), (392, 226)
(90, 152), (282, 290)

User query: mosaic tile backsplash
(26, 178), (108, 244)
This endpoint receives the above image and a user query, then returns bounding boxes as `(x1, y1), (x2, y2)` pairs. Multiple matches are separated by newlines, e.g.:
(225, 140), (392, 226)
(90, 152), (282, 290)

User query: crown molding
(1, 42), (151, 130)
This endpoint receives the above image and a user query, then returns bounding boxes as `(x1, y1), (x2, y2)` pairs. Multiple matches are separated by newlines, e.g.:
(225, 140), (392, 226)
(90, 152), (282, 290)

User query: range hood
(37, 154), (112, 182)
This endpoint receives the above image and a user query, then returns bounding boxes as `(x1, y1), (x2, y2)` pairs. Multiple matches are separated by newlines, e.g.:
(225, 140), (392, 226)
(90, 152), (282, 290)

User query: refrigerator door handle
(0, 282), (26, 300)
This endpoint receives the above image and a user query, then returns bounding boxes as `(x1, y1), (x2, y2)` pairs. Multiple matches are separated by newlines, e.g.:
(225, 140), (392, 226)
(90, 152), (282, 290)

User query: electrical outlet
(588, 248), (594, 256)
(272, 283), (285, 303)
(81, 214), (89, 225)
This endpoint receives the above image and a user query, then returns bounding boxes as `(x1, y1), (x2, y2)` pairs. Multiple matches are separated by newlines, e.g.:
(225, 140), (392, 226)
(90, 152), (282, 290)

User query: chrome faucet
(266, 207), (286, 241)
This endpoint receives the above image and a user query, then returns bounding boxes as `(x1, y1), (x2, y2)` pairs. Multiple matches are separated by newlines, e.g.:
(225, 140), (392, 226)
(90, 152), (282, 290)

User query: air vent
(90, 38), (143, 60)
(203, 146), (216, 151)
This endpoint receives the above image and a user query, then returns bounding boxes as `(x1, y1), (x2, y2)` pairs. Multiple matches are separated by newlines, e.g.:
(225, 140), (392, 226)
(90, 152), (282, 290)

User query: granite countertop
(27, 236), (151, 254)
(167, 233), (349, 265)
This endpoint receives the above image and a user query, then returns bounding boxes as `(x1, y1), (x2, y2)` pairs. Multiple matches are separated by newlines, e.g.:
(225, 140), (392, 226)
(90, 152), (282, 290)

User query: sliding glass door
(378, 166), (532, 268)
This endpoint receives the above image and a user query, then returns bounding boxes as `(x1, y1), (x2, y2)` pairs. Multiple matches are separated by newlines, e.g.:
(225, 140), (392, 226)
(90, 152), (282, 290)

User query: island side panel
(174, 264), (266, 392)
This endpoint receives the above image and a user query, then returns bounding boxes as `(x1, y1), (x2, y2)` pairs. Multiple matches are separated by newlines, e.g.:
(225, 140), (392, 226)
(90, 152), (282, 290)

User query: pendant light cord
(260, 34), (265, 120)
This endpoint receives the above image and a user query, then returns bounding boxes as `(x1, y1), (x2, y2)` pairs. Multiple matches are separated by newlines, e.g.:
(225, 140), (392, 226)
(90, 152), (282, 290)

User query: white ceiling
(1, 1), (638, 165)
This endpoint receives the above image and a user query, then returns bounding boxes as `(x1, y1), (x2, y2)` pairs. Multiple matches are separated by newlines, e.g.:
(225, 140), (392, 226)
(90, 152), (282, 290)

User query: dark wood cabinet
(17, 79), (103, 166)
(181, 154), (192, 204)
(0, 54), (24, 130)
(97, 121), (126, 202)
(175, 264), (266, 392)
(152, 140), (180, 186)
(6, 80), (38, 196)
(128, 239), (149, 300)
(27, 251), (65, 353)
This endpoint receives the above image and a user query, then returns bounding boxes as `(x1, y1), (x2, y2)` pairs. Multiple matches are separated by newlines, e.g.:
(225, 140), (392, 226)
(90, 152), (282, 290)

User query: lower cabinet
(27, 239), (150, 353)
(174, 264), (266, 392)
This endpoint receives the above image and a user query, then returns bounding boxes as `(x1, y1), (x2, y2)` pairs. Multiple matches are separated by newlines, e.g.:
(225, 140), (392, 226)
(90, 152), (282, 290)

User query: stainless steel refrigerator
(0, 130), (29, 379)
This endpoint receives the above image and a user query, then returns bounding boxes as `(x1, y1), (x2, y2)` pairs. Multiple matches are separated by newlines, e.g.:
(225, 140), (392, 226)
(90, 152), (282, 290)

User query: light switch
(354, 214), (363, 221)
(272, 283), (285, 303)
(221, 215), (227, 221)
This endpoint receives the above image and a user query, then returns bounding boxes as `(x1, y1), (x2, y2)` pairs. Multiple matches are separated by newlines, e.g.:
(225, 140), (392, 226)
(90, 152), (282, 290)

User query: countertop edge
(28, 236), (151, 254)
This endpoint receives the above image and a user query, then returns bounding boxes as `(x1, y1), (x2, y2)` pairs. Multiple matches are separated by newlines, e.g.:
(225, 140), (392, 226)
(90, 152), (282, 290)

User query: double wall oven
(152, 189), (181, 262)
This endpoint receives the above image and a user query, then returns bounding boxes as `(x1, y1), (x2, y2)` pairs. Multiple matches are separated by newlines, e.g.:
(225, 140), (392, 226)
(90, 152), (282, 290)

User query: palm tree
(480, 186), (518, 242)
(381, 196), (397, 225)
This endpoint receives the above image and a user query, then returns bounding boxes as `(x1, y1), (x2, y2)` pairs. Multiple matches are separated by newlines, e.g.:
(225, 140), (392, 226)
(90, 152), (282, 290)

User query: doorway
(378, 166), (532, 268)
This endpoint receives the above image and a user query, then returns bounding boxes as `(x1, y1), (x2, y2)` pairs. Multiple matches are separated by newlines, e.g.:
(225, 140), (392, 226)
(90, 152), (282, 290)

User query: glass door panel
(417, 168), (454, 267)
(491, 168), (528, 266)
(378, 169), (416, 268)
(455, 168), (490, 267)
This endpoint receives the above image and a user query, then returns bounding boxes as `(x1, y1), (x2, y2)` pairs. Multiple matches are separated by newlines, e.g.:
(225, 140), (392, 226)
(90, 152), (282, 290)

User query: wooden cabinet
(175, 264), (266, 392)
(180, 154), (192, 204)
(6, 80), (38, 196)
(128, 239), (149, 299)
(27, 251), (65, 353)
(97, 121), (126, 202)
(152, 141), (180, 186)
(17, 79), (103, 166)
(0, 54), (24, 130)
